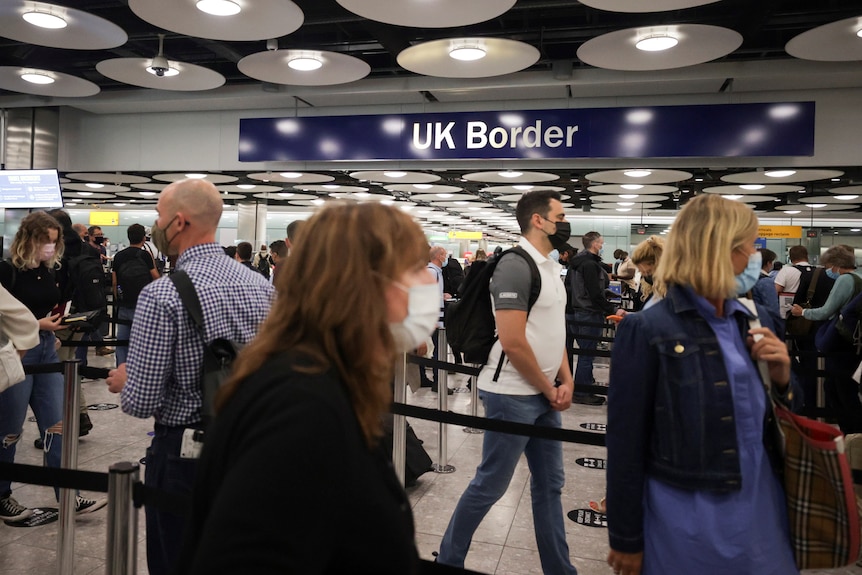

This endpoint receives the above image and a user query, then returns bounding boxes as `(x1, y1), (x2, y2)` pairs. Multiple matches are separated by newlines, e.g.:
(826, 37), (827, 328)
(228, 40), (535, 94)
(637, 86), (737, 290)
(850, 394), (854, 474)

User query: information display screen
(0, 169), (64, 208)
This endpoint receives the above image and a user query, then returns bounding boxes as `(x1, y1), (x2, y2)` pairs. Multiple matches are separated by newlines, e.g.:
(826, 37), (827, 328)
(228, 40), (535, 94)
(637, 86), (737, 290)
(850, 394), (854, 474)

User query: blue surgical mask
(549, 249), (560, 263)
(736, 251), (763, 293)
(826, 268), (840, 280)
(441, 257), (449, 268)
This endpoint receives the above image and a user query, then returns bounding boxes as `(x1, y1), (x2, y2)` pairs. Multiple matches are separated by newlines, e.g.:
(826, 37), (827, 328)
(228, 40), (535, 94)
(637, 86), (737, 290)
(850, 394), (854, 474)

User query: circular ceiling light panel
(592, 202), (663, 210)
(384, 184), (463, 194)
(799, 195), (862, 205)
(829, 185), (862, 195)
(462, 171), (559, 184)
(577, 24), (742, 71)
(720, 169), (844, 184)
(0, 1), (127, 49)
(586, 169), (692, 184)
(398, 38), (540, 78)
(481, 185), (566, 194)
(129, 0), (303, 41)
(410, 193), (480, 202)
(350, 171), (440, 184)
(0, 66), (99, 97)
(336, 0), (515, 28)
(786, 16), (862, 61)
(61, 192), (115, 200)
(253, 193), (318, 201)
(586, 184), (679, 195)
(775, 204), (858, 212)
(62, 183), (130, 193)
(247, 172), (334, 184)
(152, 173), (238, 184)
(294, 184), (368, 193)
(238, 50), (370, 86)
(65, 173), (151, 184)
(577, 0), (720, 12)
(701, 184), (801, 195)
(96, 58), (225, 91)
(589, 195), (670, 203)
(216, 185), (284, 194)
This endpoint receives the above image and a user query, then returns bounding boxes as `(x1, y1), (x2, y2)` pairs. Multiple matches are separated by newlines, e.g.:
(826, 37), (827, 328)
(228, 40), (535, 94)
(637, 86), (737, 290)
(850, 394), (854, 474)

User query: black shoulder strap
(170, 270), (205, 336)
(805, 267), (820, 303)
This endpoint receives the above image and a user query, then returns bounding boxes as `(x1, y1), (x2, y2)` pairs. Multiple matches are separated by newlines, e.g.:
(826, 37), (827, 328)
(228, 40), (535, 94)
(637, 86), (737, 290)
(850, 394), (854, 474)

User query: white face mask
(389, 282), (440, 352)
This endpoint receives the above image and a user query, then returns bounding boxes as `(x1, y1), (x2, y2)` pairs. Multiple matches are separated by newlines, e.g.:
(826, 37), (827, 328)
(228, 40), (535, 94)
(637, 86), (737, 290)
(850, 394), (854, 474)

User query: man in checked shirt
(107, 178), (274, 575)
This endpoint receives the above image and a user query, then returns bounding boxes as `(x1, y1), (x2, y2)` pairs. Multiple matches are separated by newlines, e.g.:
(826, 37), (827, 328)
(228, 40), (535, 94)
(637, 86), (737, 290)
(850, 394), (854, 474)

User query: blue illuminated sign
(238, 102), (815, 162)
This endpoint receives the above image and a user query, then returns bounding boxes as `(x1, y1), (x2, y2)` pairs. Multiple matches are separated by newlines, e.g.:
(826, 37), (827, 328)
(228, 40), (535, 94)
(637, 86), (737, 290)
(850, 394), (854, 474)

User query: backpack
(170, 271), (241, 428)
(67, 252), (108, 314)
(255, 254), (271, 279)
(815, 274), (862, 354)
(444, 246), (541, 366)
(116, 249), (154, 305)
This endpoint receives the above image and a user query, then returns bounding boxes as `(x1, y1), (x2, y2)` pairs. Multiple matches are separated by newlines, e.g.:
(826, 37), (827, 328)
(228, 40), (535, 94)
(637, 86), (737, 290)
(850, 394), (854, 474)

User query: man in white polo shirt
(437, 190), (578, 575)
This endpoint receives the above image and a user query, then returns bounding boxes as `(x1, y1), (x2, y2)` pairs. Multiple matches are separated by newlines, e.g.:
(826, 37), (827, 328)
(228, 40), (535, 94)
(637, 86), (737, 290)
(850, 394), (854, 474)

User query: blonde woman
(0, 211), (104, 520)
(177, 203), (437, 574)
(630, 236), (664, 308)
(606, 195), (798, 575)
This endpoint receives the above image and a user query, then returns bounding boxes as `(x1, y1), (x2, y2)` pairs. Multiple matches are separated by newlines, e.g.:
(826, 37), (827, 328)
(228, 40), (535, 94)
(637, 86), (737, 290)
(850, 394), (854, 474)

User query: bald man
(106, 179), (275, 575)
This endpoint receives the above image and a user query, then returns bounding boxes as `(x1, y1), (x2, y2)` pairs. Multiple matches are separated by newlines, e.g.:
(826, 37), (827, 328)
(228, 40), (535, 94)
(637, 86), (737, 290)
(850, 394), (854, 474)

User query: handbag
(0, 336), (26, 393)
(743, 299), (862, 569)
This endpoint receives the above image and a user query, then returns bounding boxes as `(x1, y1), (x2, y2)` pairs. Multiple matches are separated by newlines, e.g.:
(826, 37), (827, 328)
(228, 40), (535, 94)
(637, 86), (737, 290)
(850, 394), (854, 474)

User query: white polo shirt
(478, 237), (566, 395)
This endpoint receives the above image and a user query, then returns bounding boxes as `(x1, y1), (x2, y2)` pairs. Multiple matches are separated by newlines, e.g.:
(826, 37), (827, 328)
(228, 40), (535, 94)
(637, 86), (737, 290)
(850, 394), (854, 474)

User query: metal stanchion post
(817, 355), (825, 409)
(432, 329), (455, 474)
(463, 364), (484, 434)
(392, 353), (408, 486)
(106, 461), (139, 575)
(58, 360), (80, 575)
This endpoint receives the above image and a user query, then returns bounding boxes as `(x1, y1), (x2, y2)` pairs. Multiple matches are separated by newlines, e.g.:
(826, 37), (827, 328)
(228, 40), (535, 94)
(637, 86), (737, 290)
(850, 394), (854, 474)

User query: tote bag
(0, 336), (25, 393)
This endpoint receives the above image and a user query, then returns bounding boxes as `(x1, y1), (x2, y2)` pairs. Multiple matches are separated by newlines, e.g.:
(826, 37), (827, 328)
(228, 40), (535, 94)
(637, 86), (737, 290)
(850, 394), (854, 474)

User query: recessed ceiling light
(765, 169), (796, 178)
(139, 191), (157, 196)
(835, 195), (859, 200)
(146, 61), (179, 77)
(85, 183), (105, 189)
(857, 28), (862, 39)
(832, 178), (842, 182)
(279, 172), (302, 179)
(624, 170), (652, 178)
(20, 72), (54, 85)
(237, 184), (256, 190)
(620, 184), (643, 190)
(740, 184), (765, 190)
(785, 210), (801, 214)
(354, 192), (370, 198)
(311, 199), (325, 206)
(722, 194), (743, 200)
(449, 46), (487, 61)
(383, 171), (407, 178)
(413, 184), (433, 190)
(277, 192), (294, 198)
(513, 185), (534, 191)
(619, 194), (639, 199)
(616, 208), (633, 212)
(113, 203), (127, 207)
(499, 171), (523, 178)
(323, 184), (339, 190)
(635, 34), (679, 52)
(22, 11), (67, 29)
(617, 202), (635, 206)
(288, 56), (323, 71)
(852, 228), (861, 232)
(185, 173), (207, 179)
(437, 193), (454, 199)
(77, 192), (93, 196)
(808, 203), (827, 208)
(196, 0), (241, 16)
(695, 178), (703, 182)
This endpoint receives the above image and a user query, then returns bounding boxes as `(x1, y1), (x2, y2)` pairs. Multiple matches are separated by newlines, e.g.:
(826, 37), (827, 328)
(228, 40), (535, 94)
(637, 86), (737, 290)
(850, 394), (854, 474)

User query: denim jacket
(606, 285), (799, 553)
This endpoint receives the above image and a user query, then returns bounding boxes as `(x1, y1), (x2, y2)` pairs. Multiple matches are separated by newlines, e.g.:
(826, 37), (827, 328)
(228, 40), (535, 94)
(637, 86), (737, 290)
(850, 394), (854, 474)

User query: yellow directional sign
(448, 230), (483, 240)
(89, 211), (119, 226)
(758, 225), (802, 239)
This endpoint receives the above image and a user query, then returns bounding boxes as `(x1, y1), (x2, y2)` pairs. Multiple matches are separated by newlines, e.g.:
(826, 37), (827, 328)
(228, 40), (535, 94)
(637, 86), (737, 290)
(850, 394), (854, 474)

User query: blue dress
(642, 296), (798, 574)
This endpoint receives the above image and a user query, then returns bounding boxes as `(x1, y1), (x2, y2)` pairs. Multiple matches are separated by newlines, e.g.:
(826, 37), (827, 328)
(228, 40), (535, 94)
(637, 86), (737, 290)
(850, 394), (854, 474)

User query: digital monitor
(0, 169), (64, 208)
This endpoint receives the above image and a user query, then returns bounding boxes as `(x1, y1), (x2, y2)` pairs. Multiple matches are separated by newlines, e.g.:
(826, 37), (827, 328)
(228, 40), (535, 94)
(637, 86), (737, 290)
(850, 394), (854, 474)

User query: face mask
(40, 243), (55, 262)
(643, 275), (654, 285)
(826, 268), (841, 280)
(93, 236), (105, 245)
(151, 216), (179, 255)
(735, 251), (762, 293)
(543, 219), (571, 250)
(548, 249), (560, 263)
(441, 257), (449, 268)
(389, 283), (440, 353)
(598, 248), (604, 258)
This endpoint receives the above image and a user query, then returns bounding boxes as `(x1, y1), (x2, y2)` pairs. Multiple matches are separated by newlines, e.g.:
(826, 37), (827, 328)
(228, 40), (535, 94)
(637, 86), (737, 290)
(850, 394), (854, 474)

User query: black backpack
(68, 252), (108, 314)
(116, 249), (154, 305)
(444, 246), (541, 365)
(255, 254), (271, 279)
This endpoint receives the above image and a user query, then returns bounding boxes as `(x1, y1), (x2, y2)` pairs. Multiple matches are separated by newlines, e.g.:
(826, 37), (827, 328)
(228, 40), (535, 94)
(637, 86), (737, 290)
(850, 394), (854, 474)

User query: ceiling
(1, 0), (862, 231)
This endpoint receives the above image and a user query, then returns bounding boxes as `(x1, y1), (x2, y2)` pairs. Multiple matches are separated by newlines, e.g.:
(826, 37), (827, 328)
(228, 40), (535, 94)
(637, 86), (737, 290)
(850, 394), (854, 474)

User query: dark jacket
(568, 250), (615, 314)
(442, 257), (464, 297)
(606, 285), (800, 553)
(177, 354), (419, 575)
(57, 227), (101, 303)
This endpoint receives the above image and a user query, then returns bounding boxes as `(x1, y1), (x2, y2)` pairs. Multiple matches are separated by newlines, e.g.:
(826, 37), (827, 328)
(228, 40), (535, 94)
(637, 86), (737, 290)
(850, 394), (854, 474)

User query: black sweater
(177, 355), (419, 575)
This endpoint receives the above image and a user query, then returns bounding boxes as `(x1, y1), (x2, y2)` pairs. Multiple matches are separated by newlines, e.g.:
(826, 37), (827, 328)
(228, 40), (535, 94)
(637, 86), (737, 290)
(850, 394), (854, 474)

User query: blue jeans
(571, 310), (602, 387)
(145, 424), (199, 575)
(115, 306), (135, 367)
(0, 331), (64, 499)
(437, 392), (577, 575)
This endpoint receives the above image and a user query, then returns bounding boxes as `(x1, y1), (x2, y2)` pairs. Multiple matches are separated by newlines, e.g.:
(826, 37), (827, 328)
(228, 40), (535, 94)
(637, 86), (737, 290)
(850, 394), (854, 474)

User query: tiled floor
(1, 351), (861, 575)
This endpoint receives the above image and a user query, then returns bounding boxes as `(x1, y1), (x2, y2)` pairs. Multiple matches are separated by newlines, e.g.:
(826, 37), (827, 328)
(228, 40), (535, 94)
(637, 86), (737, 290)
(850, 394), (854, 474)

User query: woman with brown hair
(0, 211), (105, 520)
(178, 202), (438, 574)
